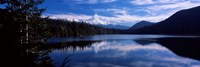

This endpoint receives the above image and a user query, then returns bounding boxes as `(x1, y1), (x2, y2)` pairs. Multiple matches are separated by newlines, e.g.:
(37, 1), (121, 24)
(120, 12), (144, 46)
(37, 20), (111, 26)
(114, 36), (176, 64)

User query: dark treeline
(45, 19), (120, 37)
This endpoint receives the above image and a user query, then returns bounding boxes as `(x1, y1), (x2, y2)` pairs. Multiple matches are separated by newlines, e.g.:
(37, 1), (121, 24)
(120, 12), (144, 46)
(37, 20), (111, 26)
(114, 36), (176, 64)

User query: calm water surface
(47, 35), (200, 67)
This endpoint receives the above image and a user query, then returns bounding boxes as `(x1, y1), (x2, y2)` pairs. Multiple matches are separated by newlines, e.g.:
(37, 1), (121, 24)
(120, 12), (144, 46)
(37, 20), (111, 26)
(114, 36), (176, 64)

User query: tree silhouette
(0, 0), (45, 44)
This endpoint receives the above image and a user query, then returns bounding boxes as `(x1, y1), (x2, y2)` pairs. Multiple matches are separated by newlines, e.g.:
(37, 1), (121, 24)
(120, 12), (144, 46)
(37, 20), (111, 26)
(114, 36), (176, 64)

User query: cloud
(106, 8), (129, 15)
(64, 0), (116, 4)
(132, 0), (200, 15)
(134, 0), (200, 22)
(73, 63), (124, 67)
(146, 1), (200, 12)
(88, 0), (97, 4)
(131, 0), (185, 5)
(102, 0), (116, 3)
(110, 14), (170, 23)
(131, 0), (154, 5)
(95, 8), (129, 15)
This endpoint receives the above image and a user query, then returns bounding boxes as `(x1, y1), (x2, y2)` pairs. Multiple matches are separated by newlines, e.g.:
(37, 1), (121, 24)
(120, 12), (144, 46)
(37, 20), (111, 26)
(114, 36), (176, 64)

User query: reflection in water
(19, 43), (55, 67)
(48, 41), (99, 52)
(48, 39), (200, 67)
(20, 35), (199, 67)
(154, 38), (200, 61)
(134, 39), (155, 45)
(19, 43), (73, 67)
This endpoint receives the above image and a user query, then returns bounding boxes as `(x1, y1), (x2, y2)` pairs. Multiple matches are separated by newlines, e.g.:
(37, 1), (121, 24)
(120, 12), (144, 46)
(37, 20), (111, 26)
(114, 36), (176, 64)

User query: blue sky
(41, 0), (200, 26)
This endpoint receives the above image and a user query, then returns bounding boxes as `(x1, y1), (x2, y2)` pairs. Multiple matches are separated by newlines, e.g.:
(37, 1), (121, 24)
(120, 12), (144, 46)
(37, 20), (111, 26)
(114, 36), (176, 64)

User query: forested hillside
(45, 19), (120, 37)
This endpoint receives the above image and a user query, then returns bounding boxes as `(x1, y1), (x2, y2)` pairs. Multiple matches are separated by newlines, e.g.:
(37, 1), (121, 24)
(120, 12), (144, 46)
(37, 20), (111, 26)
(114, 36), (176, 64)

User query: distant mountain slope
(129, 21), (154, 30)
(96, 24), (130, 30)
(130, 6), (200, 35)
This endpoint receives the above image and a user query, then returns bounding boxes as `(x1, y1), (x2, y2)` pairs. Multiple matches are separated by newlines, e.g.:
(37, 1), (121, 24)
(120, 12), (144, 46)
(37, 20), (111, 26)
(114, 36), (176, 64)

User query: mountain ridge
(130, 6), (200, 35)
(129, 21), (154, 30)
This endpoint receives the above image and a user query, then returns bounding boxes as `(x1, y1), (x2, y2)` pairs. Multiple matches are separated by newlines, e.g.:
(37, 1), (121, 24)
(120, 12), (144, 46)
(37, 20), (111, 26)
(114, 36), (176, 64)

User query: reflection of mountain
(154, 38), (200, 60)
(134, 39), (154, 45)
(135, 38), (200, 61)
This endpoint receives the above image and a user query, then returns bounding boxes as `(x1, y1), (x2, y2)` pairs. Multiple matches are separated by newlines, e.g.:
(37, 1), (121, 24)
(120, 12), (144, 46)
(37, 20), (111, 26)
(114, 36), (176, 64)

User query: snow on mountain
(58, 14), (130, 29)
(85, 14), (111, 25)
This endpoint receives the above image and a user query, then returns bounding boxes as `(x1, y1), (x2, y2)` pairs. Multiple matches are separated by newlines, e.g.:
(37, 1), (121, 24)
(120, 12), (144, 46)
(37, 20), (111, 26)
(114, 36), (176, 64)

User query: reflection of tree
(60, 56), (71, 67)
(47, 41), (100, 52)
(19, 42), (74, 67)
(18, 41), (99, 67)
(19, 43), (55, 67)
(155, 38), (200, 61)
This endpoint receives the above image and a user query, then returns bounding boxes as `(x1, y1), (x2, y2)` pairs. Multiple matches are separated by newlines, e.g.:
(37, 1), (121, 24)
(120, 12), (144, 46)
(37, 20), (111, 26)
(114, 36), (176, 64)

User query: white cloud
(131, 0), (154, 5)
(146, 1), (200, 12)
(106, 8), (129, 15)
(102, 0), (116, 3)
(134, 0), (200, 23)
(109, 14), (170, 23)
(131, 0), (186, 5)
(158, 0), (185, 4)
(64, 0), (116, 4)
(88, 0), (97, 4)
(132, 0), (200, 15)
(95, 8), (129, 15)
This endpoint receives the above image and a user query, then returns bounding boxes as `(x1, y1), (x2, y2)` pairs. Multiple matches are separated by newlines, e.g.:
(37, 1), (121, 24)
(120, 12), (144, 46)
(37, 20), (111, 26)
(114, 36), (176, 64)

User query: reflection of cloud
(92, 42), (109, 53)
(74, 62), (123, 67)
(51, 41), (200, 67)
(192, 65), (200, 67)
(72, 57), (200, 67)
(113, 44), (168, 51)
(91, 41), (169, 53)
(130, 61), (184, 67)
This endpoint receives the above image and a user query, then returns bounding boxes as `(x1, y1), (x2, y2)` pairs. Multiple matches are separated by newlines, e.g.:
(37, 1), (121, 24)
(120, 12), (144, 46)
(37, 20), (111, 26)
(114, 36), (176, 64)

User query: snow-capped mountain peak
(85, 14), (111, 25)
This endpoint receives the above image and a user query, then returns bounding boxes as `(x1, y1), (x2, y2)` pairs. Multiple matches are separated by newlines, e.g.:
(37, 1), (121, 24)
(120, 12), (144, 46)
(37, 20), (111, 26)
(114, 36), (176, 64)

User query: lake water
(47, 35), (200, 67)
